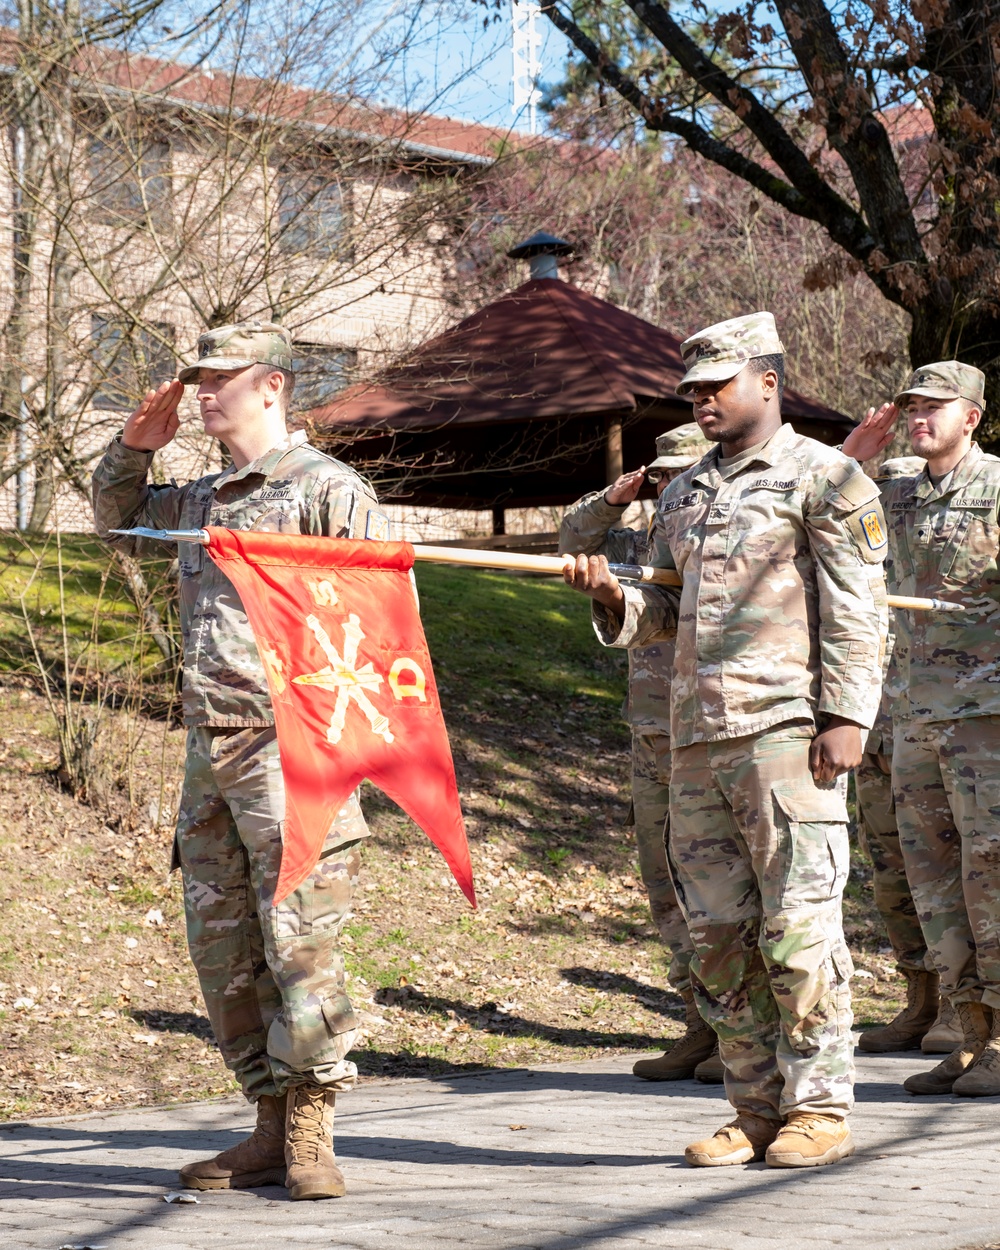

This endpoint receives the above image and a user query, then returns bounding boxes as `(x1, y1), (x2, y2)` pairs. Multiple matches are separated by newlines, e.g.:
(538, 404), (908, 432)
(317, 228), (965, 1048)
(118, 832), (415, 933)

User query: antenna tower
(512, 0), (542, 134)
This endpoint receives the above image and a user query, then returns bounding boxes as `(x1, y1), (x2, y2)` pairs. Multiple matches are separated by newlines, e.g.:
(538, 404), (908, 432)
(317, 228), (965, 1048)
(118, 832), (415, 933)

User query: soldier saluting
(844, 363), (1000, 1097)
(565, 312), (888, 1168)
(93, 322), (390, 1200)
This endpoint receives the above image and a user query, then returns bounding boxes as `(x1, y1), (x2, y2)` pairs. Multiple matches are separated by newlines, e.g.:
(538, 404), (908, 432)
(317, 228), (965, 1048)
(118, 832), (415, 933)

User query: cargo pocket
(321, 990), (358, 1037)
(772, 783), (850, 909)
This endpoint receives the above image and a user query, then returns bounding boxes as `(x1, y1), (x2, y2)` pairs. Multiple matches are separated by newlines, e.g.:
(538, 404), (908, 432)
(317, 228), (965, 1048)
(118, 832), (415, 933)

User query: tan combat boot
(857, 968), (939, 1053)
(921, 996), (964, 1054)
(952, 1007), (1000, 1096)
(693, 1045), (726, 1084)
(685, 1112), (780, 1166)
(765, 1113), (854, 1168)
(903, 1000), (991, 1095)
(179, 1093), (287, 1189)
(633, 989), (717, 1081)
(285, 1083), (346, 1200)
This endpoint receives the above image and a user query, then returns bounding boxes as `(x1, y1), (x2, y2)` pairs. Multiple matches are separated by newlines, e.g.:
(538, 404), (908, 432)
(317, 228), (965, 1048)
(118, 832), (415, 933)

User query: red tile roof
(1, 35), (513, 164)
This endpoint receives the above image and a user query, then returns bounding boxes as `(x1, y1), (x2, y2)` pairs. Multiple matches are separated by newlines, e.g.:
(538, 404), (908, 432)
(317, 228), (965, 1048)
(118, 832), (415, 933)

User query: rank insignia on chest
(861, 509), (887, 549)
(365, 511), (392, 541)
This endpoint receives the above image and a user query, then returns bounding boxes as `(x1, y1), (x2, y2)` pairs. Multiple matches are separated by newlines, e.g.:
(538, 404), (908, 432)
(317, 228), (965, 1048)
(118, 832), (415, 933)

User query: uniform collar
(912, 441), (983, 502)
(212, 433), (304, 491)
(691, 419), (794, 488)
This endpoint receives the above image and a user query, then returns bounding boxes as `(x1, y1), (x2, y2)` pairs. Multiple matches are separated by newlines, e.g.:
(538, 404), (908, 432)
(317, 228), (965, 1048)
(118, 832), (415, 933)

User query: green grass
(0, 541), (627, 725)
(413, 563), (629, 732)
(0, 533), (177, 678)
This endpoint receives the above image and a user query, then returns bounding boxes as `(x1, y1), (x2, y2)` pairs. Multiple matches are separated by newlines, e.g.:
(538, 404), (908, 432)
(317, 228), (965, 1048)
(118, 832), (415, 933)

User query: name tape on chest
(661, 491), (701, 513)
(953, 497), (997, 510)
(748, 477), (799, 492)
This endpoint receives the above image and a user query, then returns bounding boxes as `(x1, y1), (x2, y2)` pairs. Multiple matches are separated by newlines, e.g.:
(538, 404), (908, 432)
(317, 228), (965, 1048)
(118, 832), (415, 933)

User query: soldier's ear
(968, 404), (982, 432)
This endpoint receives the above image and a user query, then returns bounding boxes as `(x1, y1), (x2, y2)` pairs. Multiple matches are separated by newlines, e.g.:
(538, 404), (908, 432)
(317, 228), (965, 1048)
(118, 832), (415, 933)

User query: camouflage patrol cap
(178, 321), (296, 384)
(873, 455), (925, 483)
(676, 311), (784, 396)
(649, 423), (713, 468)
(894, 361), (986, 412)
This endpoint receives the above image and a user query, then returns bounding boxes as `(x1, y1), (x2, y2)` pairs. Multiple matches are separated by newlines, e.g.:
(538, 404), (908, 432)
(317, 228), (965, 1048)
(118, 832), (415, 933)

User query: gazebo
(307, 235), (855, 534)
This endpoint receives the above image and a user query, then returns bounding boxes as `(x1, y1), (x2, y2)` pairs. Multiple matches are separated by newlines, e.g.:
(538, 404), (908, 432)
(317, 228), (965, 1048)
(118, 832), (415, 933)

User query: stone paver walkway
(1, 1052), (999, 1250)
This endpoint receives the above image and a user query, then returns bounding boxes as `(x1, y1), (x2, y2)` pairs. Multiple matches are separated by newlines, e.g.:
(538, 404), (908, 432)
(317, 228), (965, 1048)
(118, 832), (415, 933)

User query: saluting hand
(561, 553), (626, 621)
(122, 379), (184, 452)
(605, 467), (647, 506)
(841, 402), (898, 464)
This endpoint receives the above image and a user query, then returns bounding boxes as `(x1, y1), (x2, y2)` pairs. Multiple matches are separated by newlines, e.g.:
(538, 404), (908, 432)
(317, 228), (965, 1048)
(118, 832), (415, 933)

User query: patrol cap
(179, 321), (296, 384)
(649, 423), (713, 469)
(894, 361), (986, 412)
(873, 455), (925, 483)
(676, 311), (784, 396)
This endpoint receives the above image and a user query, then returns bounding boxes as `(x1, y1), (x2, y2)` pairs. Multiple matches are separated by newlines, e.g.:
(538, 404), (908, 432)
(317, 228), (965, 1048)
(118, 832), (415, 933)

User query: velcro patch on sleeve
(846, 502), (889, 563)
(365, 510), (392, 541)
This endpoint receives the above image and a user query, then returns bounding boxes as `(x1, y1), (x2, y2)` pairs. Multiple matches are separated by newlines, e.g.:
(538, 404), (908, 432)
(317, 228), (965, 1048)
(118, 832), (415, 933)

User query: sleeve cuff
(107, 431), (154, 468)
(591, 584), (648, 648)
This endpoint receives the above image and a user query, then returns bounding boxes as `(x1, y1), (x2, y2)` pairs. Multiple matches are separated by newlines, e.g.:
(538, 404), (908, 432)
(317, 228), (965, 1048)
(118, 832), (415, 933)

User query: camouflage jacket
(881, 442), (1000, 724)
(593, 422), (889, 747)
(559, 492), (672, 736)
(92, 433), (385, 727)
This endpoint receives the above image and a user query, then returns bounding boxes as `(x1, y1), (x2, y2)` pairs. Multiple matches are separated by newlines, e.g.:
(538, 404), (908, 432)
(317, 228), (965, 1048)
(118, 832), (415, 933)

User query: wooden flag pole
(106, 531), (965, 613)
(410, 544), (966, 613)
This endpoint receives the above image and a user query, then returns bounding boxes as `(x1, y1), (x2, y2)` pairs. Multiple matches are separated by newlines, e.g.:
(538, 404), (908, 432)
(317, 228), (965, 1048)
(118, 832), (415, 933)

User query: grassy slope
(0, 557), (903, 1120)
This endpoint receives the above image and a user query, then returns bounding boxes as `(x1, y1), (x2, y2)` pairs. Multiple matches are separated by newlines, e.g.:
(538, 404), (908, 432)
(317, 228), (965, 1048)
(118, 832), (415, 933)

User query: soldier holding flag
(564, 312), (888, 1168)
(92, 322), (391, 1200)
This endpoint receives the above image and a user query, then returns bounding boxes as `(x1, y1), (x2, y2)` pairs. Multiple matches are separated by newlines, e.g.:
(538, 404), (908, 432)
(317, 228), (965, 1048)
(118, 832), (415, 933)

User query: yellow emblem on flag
(861, 509), (886, 549)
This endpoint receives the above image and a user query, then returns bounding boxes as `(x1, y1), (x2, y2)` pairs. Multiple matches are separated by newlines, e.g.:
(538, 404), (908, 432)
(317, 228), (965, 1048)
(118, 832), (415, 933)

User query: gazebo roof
(307, 278), (855, 510)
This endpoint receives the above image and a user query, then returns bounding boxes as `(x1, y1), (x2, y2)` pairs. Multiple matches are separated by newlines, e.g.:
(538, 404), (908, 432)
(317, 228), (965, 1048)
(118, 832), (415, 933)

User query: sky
(369, 2), (571, 130)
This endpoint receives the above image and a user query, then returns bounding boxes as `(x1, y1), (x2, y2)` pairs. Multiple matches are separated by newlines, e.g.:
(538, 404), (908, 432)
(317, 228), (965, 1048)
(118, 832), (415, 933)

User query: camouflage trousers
(855, 752), (927, 973)
(631, 731), (695, 994)
(175, 725), (369, 1102)
(892, 718), (1000, 1010)
(669, 725), (854, 1121)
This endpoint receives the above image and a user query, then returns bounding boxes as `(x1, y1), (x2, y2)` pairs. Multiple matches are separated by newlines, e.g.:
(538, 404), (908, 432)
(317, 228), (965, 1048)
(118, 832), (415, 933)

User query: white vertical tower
(512, 0), (542, 134)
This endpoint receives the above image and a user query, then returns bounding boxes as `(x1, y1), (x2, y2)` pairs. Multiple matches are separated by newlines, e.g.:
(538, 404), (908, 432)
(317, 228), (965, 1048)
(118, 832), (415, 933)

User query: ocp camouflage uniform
(559, 492), (693, 994)
(881, 437), (1000, 1011)
(855, 458), (929, 977)
(595, 398), (888, 1119)
(93, 428), (385, 1099)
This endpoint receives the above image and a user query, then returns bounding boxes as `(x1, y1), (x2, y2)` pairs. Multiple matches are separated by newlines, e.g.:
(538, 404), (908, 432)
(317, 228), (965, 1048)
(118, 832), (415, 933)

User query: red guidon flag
(204, 527), (475, 907)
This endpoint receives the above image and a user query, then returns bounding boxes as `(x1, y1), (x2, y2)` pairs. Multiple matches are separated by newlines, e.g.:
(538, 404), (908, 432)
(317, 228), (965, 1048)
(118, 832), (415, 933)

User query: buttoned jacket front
(595, 422), (889, 746)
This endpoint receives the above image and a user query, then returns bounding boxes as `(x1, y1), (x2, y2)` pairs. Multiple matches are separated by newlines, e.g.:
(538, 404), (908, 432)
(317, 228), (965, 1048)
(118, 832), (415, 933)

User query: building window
(88, 138), (172, 229)
(295, 343), (357, 409)
(278, 172), (353, 261)
(91, 317), (175, 410)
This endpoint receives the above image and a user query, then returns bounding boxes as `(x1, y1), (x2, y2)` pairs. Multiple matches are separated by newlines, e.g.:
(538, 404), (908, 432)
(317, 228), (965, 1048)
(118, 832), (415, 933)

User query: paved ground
(1, 1051), (999, 1250)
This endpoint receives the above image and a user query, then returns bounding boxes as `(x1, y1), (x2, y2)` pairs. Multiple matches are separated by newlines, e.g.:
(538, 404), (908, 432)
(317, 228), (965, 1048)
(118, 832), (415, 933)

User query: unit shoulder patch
(861, 509), (887, 549)
(365, 511), (392, 541)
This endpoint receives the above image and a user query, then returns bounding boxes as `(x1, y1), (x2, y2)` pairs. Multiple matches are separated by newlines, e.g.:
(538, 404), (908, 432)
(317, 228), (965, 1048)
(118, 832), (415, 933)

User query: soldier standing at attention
(564, 312), (888, 1168)
(559, 425), (722, 1084)
(856, 457), (961, 1057)
(843, 363), (1000, 1096)
(93, 322), (390, 1200)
